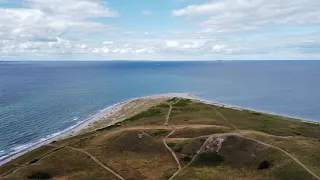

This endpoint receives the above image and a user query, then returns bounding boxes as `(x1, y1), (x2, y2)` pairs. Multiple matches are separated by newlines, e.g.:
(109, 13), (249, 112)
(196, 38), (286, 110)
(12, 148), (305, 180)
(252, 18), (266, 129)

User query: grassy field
(1, 97), (320, 180)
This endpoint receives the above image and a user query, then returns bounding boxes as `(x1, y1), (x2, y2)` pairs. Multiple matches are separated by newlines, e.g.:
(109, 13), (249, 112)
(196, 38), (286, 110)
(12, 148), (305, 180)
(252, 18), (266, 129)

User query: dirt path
(65, 146), (126, 180)
(164, 100), (179, 126)
(211, 106), (237, 130)
(244, 136), (320, 180)
(213, 108), (320, 180)
(47, 144), (126, 180)
(185, 133), (239, 167)
(163, 129), (181, 180)
(162, 100), (182, 180)
(1, 146), (64, 178)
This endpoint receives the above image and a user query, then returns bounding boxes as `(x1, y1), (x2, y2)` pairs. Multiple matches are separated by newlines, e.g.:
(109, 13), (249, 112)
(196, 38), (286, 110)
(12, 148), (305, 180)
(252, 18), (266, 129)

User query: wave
(0, 119), (87, 165)
(0, 93), (191, 165)
(71, 116), (79, 122)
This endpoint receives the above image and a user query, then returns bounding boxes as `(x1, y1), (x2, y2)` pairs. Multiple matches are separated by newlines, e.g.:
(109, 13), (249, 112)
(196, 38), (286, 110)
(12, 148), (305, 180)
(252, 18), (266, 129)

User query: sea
(0, 60), (320, 163)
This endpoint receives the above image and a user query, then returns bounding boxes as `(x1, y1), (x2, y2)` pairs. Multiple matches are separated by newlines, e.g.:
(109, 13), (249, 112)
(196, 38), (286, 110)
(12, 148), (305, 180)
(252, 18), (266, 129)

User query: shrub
(194, 152), (225, 166)
(27, 172), (51, 179)
(258, 160), (269, 170)
(29, 159), (39, 164)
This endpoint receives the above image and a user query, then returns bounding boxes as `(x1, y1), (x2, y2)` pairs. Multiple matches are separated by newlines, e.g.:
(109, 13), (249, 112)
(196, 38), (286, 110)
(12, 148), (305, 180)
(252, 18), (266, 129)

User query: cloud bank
(0, 0), (319, 60)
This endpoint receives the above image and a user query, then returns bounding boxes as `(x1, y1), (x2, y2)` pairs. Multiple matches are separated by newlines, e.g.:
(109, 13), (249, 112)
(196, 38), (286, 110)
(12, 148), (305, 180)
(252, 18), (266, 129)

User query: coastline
(1, 92), (319, 166)
(0, 93), (192, 166)
(193, 97), (320, 125)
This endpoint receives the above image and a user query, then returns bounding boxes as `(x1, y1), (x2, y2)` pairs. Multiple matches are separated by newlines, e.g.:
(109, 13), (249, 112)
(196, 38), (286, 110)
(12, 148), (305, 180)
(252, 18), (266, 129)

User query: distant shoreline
(193, 97), (320, 125)
(1, 92), (318, 166)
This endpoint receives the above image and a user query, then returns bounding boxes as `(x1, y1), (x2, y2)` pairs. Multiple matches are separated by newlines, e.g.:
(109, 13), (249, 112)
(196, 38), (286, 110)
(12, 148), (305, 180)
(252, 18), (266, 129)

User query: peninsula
(1, 94), (320, 180)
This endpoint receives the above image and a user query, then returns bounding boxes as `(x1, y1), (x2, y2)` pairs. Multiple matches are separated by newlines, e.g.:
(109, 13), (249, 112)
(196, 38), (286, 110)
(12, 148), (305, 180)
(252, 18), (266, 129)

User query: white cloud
(166, 41), (180, 48)
(103, 41), (114, 45)
(181, 42), (201, 49)
(173, 0), (320, 33)
(212, 45), (226, 52)
(30, 0), (118, 18)
(80, 44), (87, 49)
(0, 1), (118, 41)
(0, 0), (118, 57)
(1, 0), (320, 60)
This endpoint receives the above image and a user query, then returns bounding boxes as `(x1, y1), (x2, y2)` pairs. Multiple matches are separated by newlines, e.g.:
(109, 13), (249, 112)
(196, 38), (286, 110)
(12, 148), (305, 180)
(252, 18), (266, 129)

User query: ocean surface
(0, 61), (320, 162)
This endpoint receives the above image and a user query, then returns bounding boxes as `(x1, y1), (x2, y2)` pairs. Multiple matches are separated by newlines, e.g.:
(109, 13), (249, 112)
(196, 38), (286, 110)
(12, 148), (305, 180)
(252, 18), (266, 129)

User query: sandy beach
(1, 92), (318, 166)
(0, 93), (193, 166)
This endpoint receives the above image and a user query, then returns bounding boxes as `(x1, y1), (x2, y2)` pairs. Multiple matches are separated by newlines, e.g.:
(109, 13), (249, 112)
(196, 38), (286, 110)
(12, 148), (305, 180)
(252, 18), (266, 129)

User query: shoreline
(0, 93), (192, 166)
(1, 92), (319, 166)
(193, 97), (320, 125)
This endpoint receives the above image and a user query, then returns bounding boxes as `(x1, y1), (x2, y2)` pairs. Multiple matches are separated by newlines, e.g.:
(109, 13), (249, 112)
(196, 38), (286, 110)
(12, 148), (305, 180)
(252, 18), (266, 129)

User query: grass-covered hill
(1, 98), (320, 180)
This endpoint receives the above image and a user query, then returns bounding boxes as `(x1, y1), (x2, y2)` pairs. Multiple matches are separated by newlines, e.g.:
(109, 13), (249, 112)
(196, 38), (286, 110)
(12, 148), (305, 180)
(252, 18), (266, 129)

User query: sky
(0, 0), (319, 61)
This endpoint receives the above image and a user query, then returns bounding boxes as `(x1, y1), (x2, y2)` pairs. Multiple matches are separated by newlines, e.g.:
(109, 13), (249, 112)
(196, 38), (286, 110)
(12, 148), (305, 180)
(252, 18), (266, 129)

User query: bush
(29, 159), (39, 164)
(167, 142), (177, 147)
(182, 156), (192, 162)
(173, 99), (193, 107)
(153, 129), (168, 136)
(27, 172), (51, 179)
(194, 152), (225, 166)
(258, 160), (269, 170)
(126, 109), (162, 121)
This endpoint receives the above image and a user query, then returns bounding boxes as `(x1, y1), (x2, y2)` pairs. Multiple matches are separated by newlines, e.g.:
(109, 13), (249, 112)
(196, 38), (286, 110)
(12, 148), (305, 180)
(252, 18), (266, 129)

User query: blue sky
(0, 0), (319, 60)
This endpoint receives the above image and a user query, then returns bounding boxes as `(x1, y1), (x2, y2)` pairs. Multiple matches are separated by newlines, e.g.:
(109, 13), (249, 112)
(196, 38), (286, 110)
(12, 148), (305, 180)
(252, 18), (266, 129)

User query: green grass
(246, 132), (320, 176)
(0, 146), (57, 176)
(2, 147), (118, 180)
(172, 99), (193, 107)
(167, 98), (179, 104)
(156, 103), (170, 109)
(126, 108), (163, 121)
(162, 167), (178, 180)
(120, 105), (169, 127)
(153, 129), (169, 136)
(172, 138), (207, 165)
(84, 131), (178, 180)
(214, 105), (320, 139)
(169, 102), (232, 127)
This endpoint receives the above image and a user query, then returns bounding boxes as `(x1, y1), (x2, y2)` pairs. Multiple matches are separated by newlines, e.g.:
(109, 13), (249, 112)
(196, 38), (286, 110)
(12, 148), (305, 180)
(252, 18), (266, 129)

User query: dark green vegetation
(121, 104), (169, 127)
(193, 152), (225, 166)
(1, 97), (320, 180)
(166, 142), (177, 148)
(27, 172), (50, 179)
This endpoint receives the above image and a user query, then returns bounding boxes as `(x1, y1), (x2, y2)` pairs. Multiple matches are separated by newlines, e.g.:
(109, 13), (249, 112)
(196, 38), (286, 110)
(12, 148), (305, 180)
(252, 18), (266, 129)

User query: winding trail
(245, 136), (320, 180)
(48, 144), (126, 180)
(1, 146), (64, 177)
(210, 106), (237, 130)
(164, 100), (179, 126)
(212, 107), (320, 180)
(163, 129), (182, 180)
(163, 99), (182, 180)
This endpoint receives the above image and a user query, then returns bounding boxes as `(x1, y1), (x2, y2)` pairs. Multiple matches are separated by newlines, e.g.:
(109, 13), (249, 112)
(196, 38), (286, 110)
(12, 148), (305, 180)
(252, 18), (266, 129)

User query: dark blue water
(0, 61), (320, 161)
